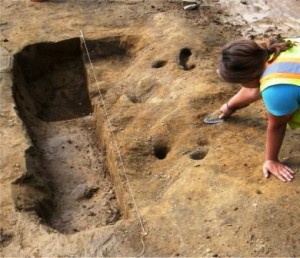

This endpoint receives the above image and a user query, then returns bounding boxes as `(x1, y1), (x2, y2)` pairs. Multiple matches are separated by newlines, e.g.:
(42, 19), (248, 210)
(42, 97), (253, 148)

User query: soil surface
(1, 0), (300, 257)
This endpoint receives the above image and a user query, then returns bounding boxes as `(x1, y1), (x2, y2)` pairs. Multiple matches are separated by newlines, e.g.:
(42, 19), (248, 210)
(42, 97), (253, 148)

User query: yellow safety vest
(260, 38), (300, 129)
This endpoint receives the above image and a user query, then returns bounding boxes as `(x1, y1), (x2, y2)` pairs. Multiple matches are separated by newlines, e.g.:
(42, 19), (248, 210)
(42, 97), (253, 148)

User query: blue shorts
(261, 84), (300, 116)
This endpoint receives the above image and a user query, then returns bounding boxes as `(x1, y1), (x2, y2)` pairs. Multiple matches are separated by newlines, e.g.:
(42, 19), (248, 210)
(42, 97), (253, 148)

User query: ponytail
(259, 38), (295, 63)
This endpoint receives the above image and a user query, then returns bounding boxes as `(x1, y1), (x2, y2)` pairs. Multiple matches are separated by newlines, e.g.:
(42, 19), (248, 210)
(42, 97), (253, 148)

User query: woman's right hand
(219, 103), (235, 118)
(263, 160), (294, 182)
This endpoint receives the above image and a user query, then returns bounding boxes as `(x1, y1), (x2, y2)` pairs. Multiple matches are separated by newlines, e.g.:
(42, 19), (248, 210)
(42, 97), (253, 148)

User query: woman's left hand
(263, 160), (294, 182)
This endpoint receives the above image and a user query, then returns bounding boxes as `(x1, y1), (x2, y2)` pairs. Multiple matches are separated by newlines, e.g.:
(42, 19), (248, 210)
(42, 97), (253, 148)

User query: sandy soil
(1, 0), (300, 256)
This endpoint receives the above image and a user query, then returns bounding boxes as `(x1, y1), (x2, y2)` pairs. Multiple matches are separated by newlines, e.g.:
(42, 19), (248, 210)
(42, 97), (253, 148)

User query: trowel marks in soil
(12, 38), (121, 234)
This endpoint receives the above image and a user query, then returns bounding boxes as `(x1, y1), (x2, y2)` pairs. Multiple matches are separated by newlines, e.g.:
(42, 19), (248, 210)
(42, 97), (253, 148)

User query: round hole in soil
(179, 47), (195, 71)
(154, 145), (170, 160)
(151, 60), (167, 68)
(189, 150), (207, 160)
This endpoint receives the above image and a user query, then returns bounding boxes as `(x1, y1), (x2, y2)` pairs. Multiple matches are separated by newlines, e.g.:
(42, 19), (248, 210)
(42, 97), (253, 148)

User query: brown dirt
(0, 0), (299, 257)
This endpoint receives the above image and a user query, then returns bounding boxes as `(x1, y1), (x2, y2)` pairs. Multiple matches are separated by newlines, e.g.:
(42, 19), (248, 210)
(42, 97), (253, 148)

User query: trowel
(203, 109), (224, 124)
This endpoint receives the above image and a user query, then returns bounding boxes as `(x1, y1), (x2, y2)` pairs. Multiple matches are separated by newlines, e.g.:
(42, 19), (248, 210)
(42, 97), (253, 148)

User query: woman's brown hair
(219, 38), (294, 84)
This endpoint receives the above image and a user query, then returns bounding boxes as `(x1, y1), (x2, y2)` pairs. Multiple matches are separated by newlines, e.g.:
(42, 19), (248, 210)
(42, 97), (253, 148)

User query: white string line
(79, 30), (148, 240)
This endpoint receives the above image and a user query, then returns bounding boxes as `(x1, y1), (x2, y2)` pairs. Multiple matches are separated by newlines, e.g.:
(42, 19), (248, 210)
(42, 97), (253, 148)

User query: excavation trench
(11, 38), (130, 234)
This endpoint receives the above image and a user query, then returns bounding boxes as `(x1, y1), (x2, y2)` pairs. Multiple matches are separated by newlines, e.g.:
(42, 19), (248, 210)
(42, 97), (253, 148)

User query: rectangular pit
(11, 38), (128, 234)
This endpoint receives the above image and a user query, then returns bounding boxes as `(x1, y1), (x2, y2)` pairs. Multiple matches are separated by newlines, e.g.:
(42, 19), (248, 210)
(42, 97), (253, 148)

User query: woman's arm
(220, 87), (261, 118)
(263, 113), (295, 182)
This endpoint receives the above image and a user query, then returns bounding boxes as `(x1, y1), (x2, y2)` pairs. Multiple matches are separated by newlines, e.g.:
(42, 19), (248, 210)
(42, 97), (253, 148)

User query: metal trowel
(203, 109), (224, 124)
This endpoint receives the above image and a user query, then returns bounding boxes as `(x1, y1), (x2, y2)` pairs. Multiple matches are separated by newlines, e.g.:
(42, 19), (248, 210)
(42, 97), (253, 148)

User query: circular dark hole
(154, 145), (169, 159)
(179, 47), (195, 71)
(179, 48), (192, 58)
(151, 60), (167, 69)
(189, 150), (207, 160)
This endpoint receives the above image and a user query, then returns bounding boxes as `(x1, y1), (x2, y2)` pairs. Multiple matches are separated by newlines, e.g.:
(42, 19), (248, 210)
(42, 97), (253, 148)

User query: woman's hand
(263, 160), (294, 182)
(219, 103), (235, 118)
(219, 87), (261, 119)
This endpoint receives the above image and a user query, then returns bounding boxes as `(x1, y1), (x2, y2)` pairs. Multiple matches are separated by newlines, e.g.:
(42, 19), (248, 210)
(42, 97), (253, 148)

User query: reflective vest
(260, 38), (300, 129)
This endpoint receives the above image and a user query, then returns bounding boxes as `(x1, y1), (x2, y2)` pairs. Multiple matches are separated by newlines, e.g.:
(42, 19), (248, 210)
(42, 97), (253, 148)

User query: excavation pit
(11, 38), (127, 234)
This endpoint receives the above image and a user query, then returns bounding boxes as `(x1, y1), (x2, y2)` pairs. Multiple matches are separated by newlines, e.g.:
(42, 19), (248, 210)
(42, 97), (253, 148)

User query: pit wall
(11, 51), (55, 220)
(93, 103), (130, 218)
(81, 34), (145, 219)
